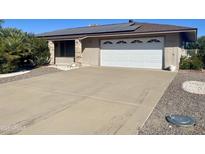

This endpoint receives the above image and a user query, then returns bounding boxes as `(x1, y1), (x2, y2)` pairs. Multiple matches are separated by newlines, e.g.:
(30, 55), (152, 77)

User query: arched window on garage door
(116, 40), (127, 44)
(103, 41), (113, 45)
(147, 39), (161, 43)
(131, 40), (143, 44)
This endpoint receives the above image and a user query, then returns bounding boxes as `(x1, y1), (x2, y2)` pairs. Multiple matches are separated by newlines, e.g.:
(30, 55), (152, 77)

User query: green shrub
(185, 36), (205, 68)
(0, 51), (20, 73)
(0, 28), (50, 74)
(0, 28), (27, 73)
(180, 56), (191, 69)
(180, 55), (203, 70)
(27, 36), (50, 66)
(190, 55), (203, 70)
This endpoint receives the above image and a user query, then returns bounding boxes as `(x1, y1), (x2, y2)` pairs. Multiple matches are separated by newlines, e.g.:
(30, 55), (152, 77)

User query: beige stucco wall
(81, 33), (183, 70)
(55, 57), (74, 64)
(164, 33), (182, 69)
(48, 33), (183, 69)
(81, 38), (100, 66)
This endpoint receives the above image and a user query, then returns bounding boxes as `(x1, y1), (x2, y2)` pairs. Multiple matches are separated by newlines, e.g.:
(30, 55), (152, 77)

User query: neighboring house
(38, 21), (197, 70)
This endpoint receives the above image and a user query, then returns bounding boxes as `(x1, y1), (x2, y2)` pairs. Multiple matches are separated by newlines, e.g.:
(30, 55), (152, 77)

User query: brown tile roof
(37, 22), (197, 39)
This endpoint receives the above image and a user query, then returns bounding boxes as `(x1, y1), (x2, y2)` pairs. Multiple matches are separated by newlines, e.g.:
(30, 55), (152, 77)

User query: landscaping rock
(139, 70), (205, 135)
(182, 81), (205, 94)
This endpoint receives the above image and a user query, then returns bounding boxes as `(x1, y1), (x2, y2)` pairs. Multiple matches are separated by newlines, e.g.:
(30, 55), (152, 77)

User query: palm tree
(0, 28), (31, 73)
(0, 27), (50, 73)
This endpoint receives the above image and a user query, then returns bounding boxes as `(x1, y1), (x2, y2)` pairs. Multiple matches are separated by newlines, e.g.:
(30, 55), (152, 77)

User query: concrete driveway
(0, 67), (176, 135)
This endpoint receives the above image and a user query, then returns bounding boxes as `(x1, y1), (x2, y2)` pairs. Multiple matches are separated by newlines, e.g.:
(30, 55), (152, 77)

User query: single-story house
(38, 21), (197, 70)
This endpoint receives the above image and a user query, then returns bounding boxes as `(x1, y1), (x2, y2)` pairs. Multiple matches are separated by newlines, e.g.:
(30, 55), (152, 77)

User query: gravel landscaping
(139, 70), (205, 135)
(0, 66), (60, 84)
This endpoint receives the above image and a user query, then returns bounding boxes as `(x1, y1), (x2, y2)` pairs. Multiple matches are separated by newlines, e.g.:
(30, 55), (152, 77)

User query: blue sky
(2, 19), (205, 37)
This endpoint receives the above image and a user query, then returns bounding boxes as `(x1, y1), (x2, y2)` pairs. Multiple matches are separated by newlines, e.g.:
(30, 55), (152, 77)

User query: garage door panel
(101, 37), (164, 69)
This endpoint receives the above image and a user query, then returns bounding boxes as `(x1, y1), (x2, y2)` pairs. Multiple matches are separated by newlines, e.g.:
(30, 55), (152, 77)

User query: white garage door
(100, 37), (164, 69)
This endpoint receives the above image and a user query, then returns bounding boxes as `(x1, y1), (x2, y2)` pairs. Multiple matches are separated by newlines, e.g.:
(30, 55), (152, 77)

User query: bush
(180, 56), (191, 69)
(0, 28), (27, 73)
(0, 51), (20, 73)
(180, 55), (203, 70)
(190, 55), (204, 70)
(185, 36), (205, 68)
(0, 28), (50, 74)
(27, 35), (50, 66)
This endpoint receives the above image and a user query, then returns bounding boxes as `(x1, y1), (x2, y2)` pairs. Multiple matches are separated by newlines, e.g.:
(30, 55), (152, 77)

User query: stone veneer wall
(48, 41), (55, 64)
(48, 40), (82, 65)
(75, 39), (83, 65)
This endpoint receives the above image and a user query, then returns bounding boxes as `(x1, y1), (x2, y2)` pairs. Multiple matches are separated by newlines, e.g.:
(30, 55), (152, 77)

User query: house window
(65, 41), (75, 57)
(147, 39), (161, 43)
(103, 41), (113, 45)
(60, 42), (65, 57)
(116, 40), (127, 44)
(56, 41), (75, 57)
(131, 40), (143, 43)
